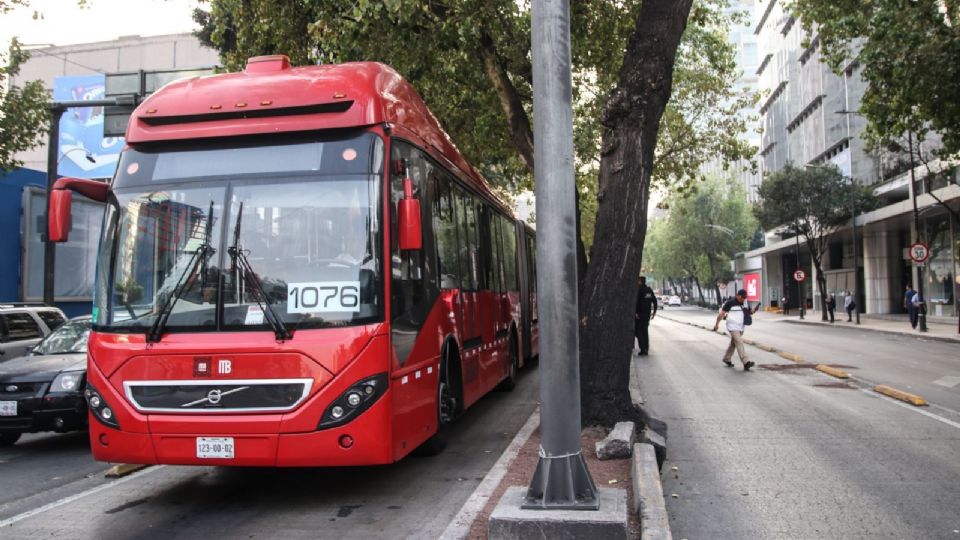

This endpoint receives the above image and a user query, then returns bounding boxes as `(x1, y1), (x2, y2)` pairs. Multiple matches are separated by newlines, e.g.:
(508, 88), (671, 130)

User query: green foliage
(754, 163), (875, 238)
(0, 38), (49, 171)
(644, 174), (756, 287)
(194, 0), (755, 205)
(791, 0), (960, 156)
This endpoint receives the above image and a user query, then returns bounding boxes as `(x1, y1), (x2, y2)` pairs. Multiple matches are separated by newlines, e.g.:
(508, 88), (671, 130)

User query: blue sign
(53, 75), (124, 179)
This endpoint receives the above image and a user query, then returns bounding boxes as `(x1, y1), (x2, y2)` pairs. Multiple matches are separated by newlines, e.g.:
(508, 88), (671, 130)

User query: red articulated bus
(48, 55), (538, 466)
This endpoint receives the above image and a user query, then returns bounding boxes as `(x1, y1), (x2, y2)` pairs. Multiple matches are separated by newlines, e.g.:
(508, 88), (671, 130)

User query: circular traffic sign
(793, 269), (806, 282)
(909, 242), (930, 263)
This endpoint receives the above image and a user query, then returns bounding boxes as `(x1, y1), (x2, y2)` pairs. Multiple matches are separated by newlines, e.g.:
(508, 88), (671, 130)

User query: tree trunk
(578, 0), (694, 427)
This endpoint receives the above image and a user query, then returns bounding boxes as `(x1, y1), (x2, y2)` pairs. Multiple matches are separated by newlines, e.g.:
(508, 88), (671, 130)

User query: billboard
(744, 272), (761, 302)
(53, 75), (124, 178)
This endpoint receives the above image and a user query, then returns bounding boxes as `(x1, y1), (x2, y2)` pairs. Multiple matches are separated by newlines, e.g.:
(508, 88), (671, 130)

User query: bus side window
(500, 216), (517, 292)
(454, 188), (478, 291)
(432, 173), (460, 289)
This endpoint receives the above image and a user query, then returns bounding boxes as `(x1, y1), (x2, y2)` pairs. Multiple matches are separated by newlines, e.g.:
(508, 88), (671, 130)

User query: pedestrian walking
(713, 289), (756, 371)
(904, 284), (918, 329)
(781, 294), (789, 315)
(844, 290), (855, 322)
(826, 294), (836, 323)
(634, 276), (658, 356)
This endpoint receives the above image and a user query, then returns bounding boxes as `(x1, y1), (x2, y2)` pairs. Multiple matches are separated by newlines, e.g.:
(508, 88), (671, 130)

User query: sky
(1, 0), (201, 49)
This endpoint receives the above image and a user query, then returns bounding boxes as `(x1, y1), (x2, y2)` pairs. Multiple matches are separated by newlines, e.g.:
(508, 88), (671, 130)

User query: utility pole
(794, 223), (804, 320)
(524, 0), (598, 510)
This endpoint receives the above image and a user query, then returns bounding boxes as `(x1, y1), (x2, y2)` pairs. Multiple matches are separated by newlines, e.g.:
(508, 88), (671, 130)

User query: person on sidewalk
(634, 276), (658, 356)
(713, 289), (756, 371)
(826, 294), (836, 323)
(781, 294), (790, 315)
(904, 284), (918, 329)
(844, 290), (855, 322)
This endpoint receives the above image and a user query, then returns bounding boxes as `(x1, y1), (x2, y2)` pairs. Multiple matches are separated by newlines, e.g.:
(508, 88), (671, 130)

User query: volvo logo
(180, 386), (250, 408)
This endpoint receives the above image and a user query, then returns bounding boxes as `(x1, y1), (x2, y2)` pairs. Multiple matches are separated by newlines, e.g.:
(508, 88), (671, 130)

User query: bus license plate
(196, 437), (234, 459)
(0, 401), (16, 416)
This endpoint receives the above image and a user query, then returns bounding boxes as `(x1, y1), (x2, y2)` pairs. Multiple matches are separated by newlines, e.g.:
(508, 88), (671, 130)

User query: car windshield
(32, 320), (92, 355)
(93, 132), (384, 333)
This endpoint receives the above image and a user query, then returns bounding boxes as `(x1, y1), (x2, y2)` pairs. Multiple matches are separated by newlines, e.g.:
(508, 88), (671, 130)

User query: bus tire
(417, 345), (458, 456)
(497, 331), (519, 392)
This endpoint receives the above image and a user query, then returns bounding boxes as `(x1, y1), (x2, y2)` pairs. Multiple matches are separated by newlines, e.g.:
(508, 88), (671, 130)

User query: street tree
(755, 164), (876, 321)
(645, 175), (756, 307)
(0, 38), (49, 172)
(791, 0), (960, 157)
(194, 0), (751, 426)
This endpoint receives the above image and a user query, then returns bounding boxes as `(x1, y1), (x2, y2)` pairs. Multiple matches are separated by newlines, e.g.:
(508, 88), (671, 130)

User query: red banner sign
(744, 273), (761, 302)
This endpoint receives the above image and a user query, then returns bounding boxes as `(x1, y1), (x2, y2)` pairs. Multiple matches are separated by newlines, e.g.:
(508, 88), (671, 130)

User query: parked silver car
(0, 304), (68, 362)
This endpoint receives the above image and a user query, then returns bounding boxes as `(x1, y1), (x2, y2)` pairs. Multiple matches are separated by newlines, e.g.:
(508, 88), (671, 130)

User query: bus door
(454, 188), (482, 388)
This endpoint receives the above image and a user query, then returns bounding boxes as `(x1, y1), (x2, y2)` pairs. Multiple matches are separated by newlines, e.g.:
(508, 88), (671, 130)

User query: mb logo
(218, 359), (232, 375)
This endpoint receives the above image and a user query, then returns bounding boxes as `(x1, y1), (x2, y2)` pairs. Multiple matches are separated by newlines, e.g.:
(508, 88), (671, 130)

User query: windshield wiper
(228, 202), (292, 341)
(147, 202), (216, 343)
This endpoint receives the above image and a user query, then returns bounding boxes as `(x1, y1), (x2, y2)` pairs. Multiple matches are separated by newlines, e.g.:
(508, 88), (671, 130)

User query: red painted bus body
(66, 56), (537, 467)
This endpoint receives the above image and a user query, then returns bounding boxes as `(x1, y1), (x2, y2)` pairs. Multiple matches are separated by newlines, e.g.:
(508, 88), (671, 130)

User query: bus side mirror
(398, 177), (422, 251)
(48, 177), (109, 243)
(48, 189), (73, 243)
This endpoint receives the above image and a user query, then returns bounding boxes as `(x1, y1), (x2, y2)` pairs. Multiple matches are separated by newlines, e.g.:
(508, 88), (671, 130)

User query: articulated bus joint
(317, 372), (388, 430)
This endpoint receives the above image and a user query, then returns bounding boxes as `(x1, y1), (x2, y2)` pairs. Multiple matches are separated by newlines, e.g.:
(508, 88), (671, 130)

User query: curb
(874, 384), (928, 407)
(631, 347), (671, 540)
(632, 443), (671, 540)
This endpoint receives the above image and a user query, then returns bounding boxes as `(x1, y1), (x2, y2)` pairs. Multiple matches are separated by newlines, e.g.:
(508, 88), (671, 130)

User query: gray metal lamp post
(524, 0), (598, 510)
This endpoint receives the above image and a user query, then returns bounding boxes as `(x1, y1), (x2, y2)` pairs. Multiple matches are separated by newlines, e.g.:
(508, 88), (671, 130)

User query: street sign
(793, 269), (806, 282)
(909, 242), (930, 264)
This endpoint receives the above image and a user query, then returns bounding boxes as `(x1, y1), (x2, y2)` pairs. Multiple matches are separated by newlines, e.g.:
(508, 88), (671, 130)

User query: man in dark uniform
(634, 276), (658, 356)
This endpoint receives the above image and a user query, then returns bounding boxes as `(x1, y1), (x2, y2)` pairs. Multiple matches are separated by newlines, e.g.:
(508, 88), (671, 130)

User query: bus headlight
(84, 381), (120, 429)
(318, 373), (388, 430)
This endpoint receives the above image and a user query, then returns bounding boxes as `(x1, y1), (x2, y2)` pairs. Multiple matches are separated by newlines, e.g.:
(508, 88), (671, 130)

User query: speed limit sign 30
(909, 242), (930, 264)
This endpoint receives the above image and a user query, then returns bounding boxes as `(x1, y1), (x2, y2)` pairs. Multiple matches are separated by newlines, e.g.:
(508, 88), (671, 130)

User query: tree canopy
(645, 174), (756, 303)
(792, 0), (960, 156)
(193, 0), (755, 198)
(0, 38), (48, 171)
(755, 163), (876, 319)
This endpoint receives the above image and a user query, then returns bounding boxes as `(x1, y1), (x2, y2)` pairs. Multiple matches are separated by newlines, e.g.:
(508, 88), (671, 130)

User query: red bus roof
(126, 55), (511, 215)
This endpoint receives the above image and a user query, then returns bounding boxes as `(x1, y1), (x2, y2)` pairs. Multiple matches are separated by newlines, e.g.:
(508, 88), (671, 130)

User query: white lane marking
(932, 376), (960, 388)
(0, 465), (163, 528)
(861, 388), (960, 430)
(438, 408), (540, 540)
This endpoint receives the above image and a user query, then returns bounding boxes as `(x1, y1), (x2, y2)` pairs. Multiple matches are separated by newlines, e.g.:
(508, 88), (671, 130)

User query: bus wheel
(497, 333), (519, 392)
(417, 354), (457, 456)
(0, 433), (21, 446)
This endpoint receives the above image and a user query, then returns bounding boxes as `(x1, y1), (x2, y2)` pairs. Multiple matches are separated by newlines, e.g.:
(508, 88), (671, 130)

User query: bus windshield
(93, 133), (384, 334)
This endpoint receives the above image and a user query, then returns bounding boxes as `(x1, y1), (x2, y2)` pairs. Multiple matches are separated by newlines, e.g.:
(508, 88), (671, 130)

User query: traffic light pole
(43, 98), (124, 306)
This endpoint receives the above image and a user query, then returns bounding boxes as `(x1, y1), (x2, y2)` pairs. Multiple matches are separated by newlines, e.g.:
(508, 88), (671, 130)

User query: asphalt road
(641, 313), (960, 539)
(658, 306), (960, 413)
(0, 363), (539, 540)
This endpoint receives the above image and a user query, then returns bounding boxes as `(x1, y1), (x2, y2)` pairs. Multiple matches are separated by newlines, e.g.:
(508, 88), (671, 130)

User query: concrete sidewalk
(662, 305), (960, 344)
(757, 309), (960, 344)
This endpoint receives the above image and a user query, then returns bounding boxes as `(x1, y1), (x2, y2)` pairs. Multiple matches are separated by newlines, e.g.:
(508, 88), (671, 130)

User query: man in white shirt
(712, 289), (755, 371)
